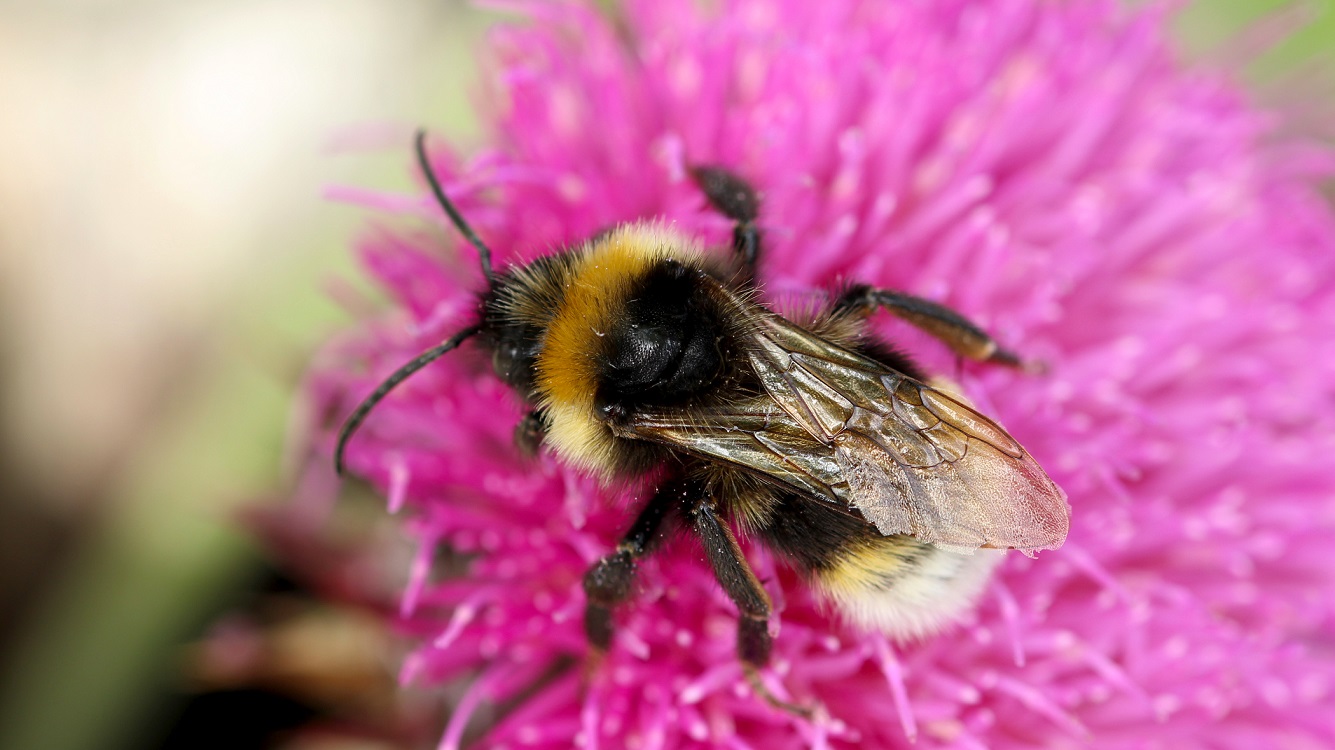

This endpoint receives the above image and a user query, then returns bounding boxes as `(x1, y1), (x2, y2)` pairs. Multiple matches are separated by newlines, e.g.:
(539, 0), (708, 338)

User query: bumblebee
(337, 132), (1068, 706)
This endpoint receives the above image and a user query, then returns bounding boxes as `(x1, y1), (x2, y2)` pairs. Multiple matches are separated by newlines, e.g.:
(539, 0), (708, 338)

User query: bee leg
(690, 166), (761, 280)
(582, 483), (674, 655)
(690, 498), (812, 717)
(835, 285), (1026, 368)
(514, 409), (546, 457)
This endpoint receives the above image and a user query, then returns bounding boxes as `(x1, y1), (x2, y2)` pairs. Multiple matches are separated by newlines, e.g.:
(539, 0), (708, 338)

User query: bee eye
(492, 346), (515, 377)
(595, 399), (628, 423)
(492, 342), (533, 387)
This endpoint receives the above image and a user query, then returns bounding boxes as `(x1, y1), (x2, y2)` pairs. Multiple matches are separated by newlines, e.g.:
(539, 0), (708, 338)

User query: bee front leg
(690, 166), (761, 281)
(514, 409), (547, 457)
(689, 497), (811, 716)
(835, 285), (1027, 368)
(582, 483), (674, 654)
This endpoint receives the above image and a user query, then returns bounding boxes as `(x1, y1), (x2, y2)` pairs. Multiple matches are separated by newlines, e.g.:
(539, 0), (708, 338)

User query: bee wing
(615, 397), (858, 512)
(619, 281), (1069, 554)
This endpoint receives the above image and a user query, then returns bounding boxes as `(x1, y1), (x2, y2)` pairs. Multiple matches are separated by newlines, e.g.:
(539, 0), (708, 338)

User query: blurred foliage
(1175, 0), (1335, 85)
(0, 2), (491, 748)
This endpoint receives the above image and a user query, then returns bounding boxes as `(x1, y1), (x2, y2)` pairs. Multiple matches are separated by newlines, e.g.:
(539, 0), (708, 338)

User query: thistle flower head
(302, 0), (1335, 747)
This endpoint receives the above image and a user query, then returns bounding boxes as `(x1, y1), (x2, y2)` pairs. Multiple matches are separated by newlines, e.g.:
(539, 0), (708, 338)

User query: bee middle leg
(690, 166), (761, 280)
(834, 285), (1025, 367)
(689, 494), (811, 715)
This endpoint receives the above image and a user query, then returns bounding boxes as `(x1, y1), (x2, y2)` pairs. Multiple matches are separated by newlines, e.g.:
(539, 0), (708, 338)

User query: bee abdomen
(759, 490), (1002, 640)
(815, 540), (1003, 640)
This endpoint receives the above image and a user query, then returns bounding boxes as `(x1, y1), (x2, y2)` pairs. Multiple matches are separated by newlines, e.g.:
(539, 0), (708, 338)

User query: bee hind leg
(834, 285), (1028, 368)
(689, 495), (813, 717)
(690, 166), (761, 281)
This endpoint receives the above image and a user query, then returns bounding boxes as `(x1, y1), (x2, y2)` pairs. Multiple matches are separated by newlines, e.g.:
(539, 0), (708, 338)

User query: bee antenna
(415, 129), (496, 287)
(334, 323), (482, 477)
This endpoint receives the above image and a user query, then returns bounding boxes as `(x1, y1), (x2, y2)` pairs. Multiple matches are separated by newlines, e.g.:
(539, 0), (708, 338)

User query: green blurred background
(0, 1), (1329, 748)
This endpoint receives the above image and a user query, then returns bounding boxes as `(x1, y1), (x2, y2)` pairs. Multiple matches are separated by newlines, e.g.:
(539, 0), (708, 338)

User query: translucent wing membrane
(615, 398), (851, 507)
(617, 279), (1069, 554)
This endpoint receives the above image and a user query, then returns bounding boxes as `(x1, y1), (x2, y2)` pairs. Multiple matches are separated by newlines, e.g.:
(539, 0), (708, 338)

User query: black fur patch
(594, 261), (729, 416)
(758, 490), (878, 572)
(855, 338), (927, 382)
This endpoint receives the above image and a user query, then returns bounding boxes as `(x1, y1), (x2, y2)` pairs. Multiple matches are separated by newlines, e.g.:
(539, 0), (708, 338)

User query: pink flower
(299, 0), (1335, 747)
